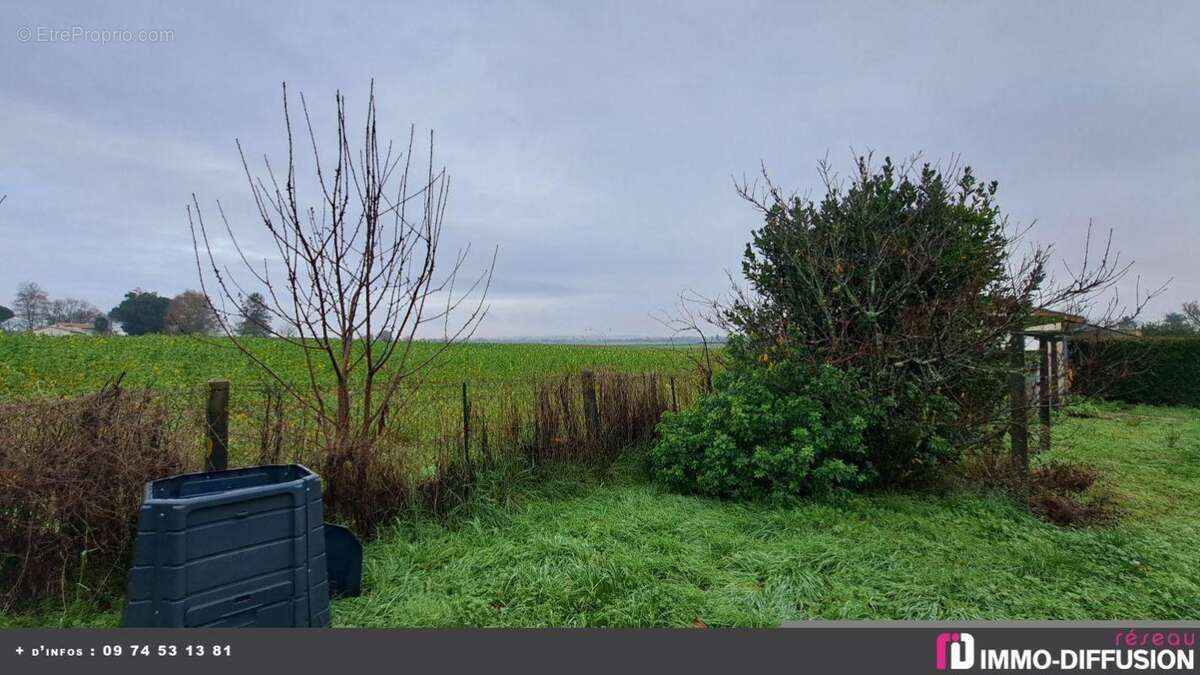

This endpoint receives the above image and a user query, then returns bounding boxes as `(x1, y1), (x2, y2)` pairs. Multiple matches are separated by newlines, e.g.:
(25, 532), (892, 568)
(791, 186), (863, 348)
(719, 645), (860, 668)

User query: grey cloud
(1, 1), (1197, 337)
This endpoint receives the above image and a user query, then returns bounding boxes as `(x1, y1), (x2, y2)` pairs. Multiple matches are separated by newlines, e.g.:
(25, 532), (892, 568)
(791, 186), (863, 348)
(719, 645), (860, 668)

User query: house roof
(1027, 308), (1087, 325)
(32, 322), (95, 336)
(1020, 308), (1143, 339)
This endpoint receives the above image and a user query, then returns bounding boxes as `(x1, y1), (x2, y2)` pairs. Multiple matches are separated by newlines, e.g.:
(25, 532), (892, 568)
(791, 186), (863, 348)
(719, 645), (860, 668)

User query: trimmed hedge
(1071, 338), (1200, 407)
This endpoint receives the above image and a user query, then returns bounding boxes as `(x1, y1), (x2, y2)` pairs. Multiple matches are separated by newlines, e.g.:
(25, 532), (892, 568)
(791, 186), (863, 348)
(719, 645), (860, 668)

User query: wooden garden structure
(1008, 309), (1086, 496)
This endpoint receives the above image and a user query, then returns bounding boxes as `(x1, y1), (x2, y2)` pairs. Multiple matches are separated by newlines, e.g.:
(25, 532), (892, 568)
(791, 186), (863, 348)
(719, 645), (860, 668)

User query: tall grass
(4, 401), (1197, 626)
(335, 402), (1200, 626)
(238, 371), (703, 533)
(0, 368), (702, 604)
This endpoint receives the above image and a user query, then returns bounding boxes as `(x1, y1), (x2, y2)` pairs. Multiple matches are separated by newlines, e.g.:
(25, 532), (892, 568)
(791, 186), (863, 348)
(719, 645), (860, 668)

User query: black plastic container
(121, 464), (330, 627)
(323, 524), (363, 598)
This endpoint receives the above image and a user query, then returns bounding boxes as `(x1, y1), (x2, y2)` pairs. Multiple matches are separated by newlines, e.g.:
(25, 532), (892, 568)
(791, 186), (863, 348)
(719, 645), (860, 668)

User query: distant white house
(31, 322), (98, 336)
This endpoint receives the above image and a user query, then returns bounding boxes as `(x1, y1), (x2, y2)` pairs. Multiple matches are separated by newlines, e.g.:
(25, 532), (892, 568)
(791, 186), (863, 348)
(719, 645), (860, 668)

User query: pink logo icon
(936, 632), (976, 670)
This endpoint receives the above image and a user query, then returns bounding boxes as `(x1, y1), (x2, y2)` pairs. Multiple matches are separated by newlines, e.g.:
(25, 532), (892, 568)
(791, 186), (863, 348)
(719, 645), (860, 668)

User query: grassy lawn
(3, 401), (1197, 627)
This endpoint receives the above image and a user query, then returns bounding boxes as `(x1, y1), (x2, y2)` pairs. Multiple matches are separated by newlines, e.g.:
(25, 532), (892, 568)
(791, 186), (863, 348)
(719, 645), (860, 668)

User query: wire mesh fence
(187, 369), (706, 469)
(0, 367), (706, 604)
(1, 367), (708, 478)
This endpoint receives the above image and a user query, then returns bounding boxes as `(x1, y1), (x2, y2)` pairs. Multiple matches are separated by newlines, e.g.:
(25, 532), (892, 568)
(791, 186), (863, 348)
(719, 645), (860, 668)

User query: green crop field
(0, 334), (701, 398)
(0, 334), (708, 468)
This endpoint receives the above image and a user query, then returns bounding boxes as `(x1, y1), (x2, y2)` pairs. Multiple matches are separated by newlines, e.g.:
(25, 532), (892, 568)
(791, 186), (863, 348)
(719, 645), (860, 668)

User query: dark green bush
(1072, 338), (1200, 407)
(648, 347), (874, 500)
(723, 158), (1042, 484)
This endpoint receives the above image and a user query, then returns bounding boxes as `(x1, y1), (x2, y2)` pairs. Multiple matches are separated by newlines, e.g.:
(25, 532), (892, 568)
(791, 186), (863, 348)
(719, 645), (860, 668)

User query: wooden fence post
(669, 376), (678, 412)
(206, 379), (230, 472)
(1049, 336), (1060, 409)
(1008, 333), (1029, 500)
(580, 369), (600, 440)
(1038, 336), (1052, 453)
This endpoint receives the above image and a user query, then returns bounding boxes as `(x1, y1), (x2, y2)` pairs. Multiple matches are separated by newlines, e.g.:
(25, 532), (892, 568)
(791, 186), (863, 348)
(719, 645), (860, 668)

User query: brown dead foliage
(1032, 462), (1101, 494)
(527, 371), (688, 465)
(1029, 461), (1114, 527)
(242, 371), (694, 537)
(959, 450), (1116, 527)
(1, 370), (697, 604)
(0, 381), (197, 607)
(1029, 492), (1113, 527)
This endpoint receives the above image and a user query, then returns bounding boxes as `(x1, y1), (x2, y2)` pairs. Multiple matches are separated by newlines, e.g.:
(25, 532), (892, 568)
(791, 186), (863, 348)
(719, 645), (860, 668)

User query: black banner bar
(2, 623), (1196, 675)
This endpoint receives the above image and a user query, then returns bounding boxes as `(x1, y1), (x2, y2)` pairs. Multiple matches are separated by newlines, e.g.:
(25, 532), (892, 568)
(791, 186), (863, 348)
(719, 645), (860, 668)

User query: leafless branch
(189, 81), (495, 445)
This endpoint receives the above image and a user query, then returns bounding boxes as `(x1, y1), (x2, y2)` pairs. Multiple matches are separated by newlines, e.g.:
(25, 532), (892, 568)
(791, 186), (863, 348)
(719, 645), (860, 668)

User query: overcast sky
(2, 1), (1197, 337)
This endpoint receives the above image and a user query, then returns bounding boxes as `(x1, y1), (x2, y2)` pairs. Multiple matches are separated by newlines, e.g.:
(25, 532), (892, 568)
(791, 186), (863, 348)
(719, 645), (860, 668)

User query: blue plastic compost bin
(121, 464), (330, 627)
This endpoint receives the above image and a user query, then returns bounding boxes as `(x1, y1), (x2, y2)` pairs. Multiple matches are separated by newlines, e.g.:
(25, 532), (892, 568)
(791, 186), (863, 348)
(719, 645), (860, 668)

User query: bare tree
(1030, 222), (1166, 331)
(1183, 301), (1200, 329)
(190, 83), (494, 447)
(165, 290), (218, 335)
(654, 290), (725, 392)
(13, 282), (50, 330)
(47, 298), (102, 325)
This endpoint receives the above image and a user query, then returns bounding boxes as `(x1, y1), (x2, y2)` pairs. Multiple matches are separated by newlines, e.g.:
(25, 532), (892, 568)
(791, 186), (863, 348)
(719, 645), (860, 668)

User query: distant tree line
(1125, 301), (1200, 337)
(1, 283), (275, 337)
(5, 282), (103, 330)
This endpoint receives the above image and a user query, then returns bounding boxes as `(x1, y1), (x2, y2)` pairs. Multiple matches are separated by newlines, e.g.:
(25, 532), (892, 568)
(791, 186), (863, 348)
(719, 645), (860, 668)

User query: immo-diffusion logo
(936, 632), (975, 670)
(935, 630), (1196, 671)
